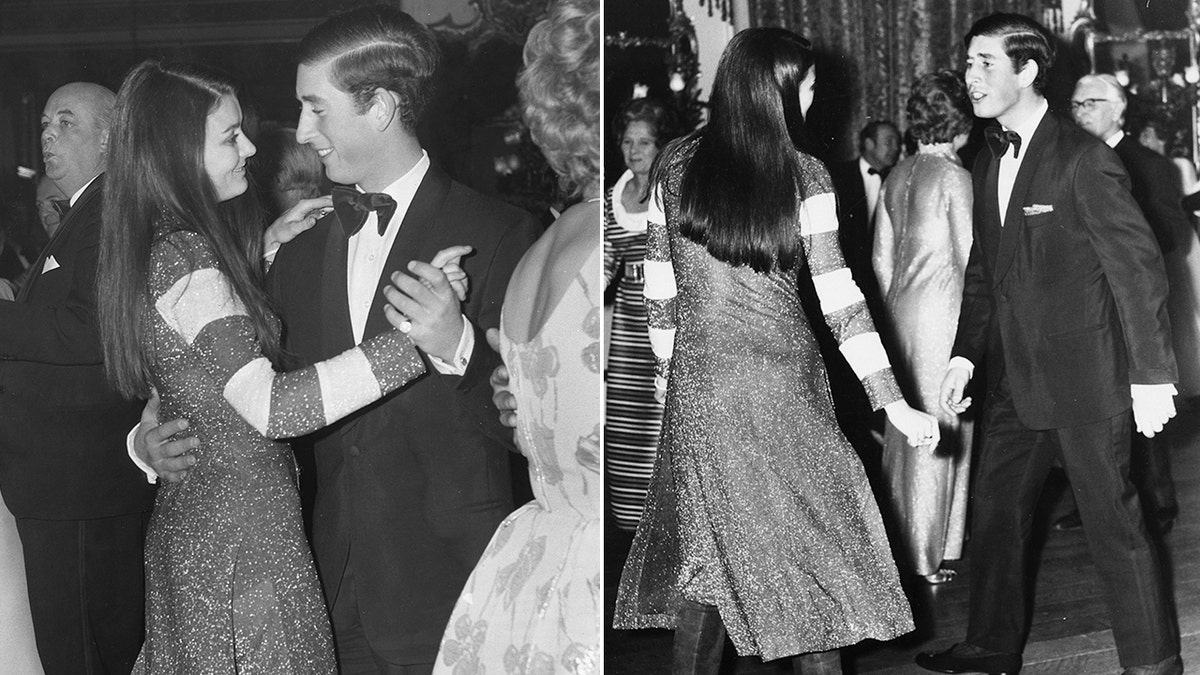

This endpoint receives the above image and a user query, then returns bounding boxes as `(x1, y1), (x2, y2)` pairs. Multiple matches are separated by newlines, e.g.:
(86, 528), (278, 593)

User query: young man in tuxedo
(0, 82), (156, 674)
(137, 6), (540, 673)
(917, 14), (1181, 675)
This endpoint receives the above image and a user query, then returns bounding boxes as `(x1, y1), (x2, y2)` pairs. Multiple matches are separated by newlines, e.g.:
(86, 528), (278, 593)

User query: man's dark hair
(298, 3), (440, 130)
(964, 12), (1056, 95)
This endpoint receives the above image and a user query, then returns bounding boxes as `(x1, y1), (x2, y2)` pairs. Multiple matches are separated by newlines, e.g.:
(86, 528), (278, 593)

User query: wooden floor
(604, 397), (1200, 674)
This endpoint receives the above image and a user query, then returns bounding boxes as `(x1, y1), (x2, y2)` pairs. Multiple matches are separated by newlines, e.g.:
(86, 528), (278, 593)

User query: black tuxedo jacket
(0, 175), (154, 519)
(1113, 135), (1189, 255)
(267, 164), (539, 663)
(827, 158), (874, 284)
(952, 113), (1177, 429)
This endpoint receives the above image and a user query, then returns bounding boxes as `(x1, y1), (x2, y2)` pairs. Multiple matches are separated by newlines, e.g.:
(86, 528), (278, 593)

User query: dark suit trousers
(331, 564), (434, 675)
(15, 512), (147, 675)
(965, 377), (1177, 667)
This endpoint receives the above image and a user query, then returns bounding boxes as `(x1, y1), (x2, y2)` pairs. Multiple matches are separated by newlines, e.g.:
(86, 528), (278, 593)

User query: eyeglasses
(1069, 98), (1115, 113)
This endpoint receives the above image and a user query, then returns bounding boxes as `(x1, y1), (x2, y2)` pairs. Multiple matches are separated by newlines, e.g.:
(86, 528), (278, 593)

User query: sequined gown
(872, 146), (973, 577)
(605, 169), (664, 531)
(614, 139), (914, 660)
(434, 231), (602, 673)
(134, 228), (425, 673)
(0, 495), (41, 674)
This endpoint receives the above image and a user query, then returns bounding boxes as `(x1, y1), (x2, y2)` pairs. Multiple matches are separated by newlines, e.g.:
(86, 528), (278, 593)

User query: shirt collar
(858, 156), (876, 177)
(1103, 130), (1124, 148)
(1003, 99), (1049, 154)
(69, 173), (102, 207)
(354, 150), (430, 222)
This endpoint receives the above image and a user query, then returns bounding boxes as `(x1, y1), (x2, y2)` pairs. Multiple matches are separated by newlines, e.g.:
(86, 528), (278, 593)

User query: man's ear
(1018, 59), (1039, 90)
(99, 128), (110, 155)
(369, 87), (403, 131)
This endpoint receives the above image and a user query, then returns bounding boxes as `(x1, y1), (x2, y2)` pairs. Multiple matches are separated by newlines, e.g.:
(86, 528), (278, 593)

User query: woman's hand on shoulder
(262, 196), (334, 255)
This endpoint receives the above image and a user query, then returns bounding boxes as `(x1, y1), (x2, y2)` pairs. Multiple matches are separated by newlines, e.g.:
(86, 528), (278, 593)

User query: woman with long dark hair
(96, 60), (461, 672)
(613, 28), (937, 673)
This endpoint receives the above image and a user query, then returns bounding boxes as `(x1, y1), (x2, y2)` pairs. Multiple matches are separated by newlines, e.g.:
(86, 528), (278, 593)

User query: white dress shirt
(996, 100), (1048, 226)
(858, 156), (883, 220)
(346, 151), (472, 373)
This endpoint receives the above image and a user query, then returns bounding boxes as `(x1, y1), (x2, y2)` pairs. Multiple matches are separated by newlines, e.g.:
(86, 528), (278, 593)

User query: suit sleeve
(1074, 143), (1177, 384)
(1135, 154), (1188, 255)
(451, 210), (540, 450)
(151, 231), (425, 440)
(0, 221), (104, 365)
(951, 162), (993, 368)
(455, 210), (540, 394)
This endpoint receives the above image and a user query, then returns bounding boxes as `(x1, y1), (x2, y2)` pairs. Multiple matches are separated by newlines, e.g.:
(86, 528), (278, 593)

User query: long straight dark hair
(98, 60), (277, 399)
(668, 27), (815, 273)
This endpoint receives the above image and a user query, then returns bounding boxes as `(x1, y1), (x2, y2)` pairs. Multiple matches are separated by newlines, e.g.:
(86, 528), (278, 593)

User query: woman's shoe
(922, 568), (957, 584)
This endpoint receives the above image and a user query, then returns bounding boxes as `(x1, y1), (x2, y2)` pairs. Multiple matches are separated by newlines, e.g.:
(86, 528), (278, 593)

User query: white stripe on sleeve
(156, 268), (245, 345)
(812, 267), (865, 314)
(314, 348), (383, 425)
(840, 332), (890, 380)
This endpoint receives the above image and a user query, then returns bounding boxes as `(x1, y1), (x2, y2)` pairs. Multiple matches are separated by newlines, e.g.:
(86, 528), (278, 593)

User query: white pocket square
(42, 255), (60, 274)
(1022, 204), (1054, 216)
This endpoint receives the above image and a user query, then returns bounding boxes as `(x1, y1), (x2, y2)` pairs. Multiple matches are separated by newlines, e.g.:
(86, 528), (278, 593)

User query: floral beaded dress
(613, 139), (914, 661)
(133, 227), (425, 673)
(434, 240), (602, 674)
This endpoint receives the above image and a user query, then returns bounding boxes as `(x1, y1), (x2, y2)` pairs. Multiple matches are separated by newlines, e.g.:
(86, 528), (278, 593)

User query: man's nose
(295, 113), (315, 144)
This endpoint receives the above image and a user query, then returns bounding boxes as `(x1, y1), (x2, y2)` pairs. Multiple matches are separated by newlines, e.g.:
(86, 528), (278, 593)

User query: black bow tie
(332, 185), (397, 238)
(986, 127), (1022, 159)
(50, 198), (71, 219)
(867, 166), (889, 180)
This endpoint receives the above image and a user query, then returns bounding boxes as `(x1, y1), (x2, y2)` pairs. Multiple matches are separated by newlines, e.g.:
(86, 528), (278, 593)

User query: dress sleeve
(641, 182), (676, 394)
(150, 231), (425, 439)
(800, 164), (903, 410)
(604, 189), (620, 288)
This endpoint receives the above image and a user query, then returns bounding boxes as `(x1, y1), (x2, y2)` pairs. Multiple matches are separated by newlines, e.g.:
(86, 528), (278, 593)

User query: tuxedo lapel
(320, 212), (356, 354)
(362, 167), (452, 341)
(18, 175), (103, 303)
(994, 114), (1054, 284)
(980, 155), (1002, 278)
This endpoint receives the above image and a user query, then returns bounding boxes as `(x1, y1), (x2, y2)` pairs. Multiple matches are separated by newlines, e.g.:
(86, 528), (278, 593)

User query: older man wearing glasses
(1055, 72), (1188, 537)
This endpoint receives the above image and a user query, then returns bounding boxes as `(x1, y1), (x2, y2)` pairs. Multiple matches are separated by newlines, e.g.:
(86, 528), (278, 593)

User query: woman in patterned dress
(95, 60), (466, 672)
(433, 1), (601, 672)
(613, 28), (939, 673)
(606, 97), (678, 531)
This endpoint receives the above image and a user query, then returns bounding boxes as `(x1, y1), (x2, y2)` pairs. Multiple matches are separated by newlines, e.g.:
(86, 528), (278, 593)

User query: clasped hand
(382, 245), (472, 362)
(884, 400), (941, 448)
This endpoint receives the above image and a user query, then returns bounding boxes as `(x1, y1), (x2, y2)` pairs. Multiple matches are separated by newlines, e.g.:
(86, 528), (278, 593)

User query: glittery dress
(434, 235), (602, 674)
(133, 228), (425, 673)
(872, 146), (974, 577)
(614, 139), (914, 660)
(604, 169), (664, 531)
(0, 495), (41, 674)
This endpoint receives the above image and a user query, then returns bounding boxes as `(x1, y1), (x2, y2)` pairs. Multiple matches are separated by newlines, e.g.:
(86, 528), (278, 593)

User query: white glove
(1131, 383), (1177, 438)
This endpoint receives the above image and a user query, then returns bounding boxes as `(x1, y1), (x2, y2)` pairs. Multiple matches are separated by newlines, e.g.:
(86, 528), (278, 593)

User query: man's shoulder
(441, 175), (536, 227)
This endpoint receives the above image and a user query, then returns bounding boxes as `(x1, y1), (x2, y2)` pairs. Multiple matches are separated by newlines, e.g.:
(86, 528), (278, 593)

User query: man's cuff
(126, 425), (159, 484)
(947, 356), (975, 378)
(1131, 383), (1178, 400)
(429, 314), (474, 376)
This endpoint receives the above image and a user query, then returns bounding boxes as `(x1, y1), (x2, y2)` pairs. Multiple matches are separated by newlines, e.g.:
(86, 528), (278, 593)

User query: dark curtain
(748, 0), (1053, 158)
